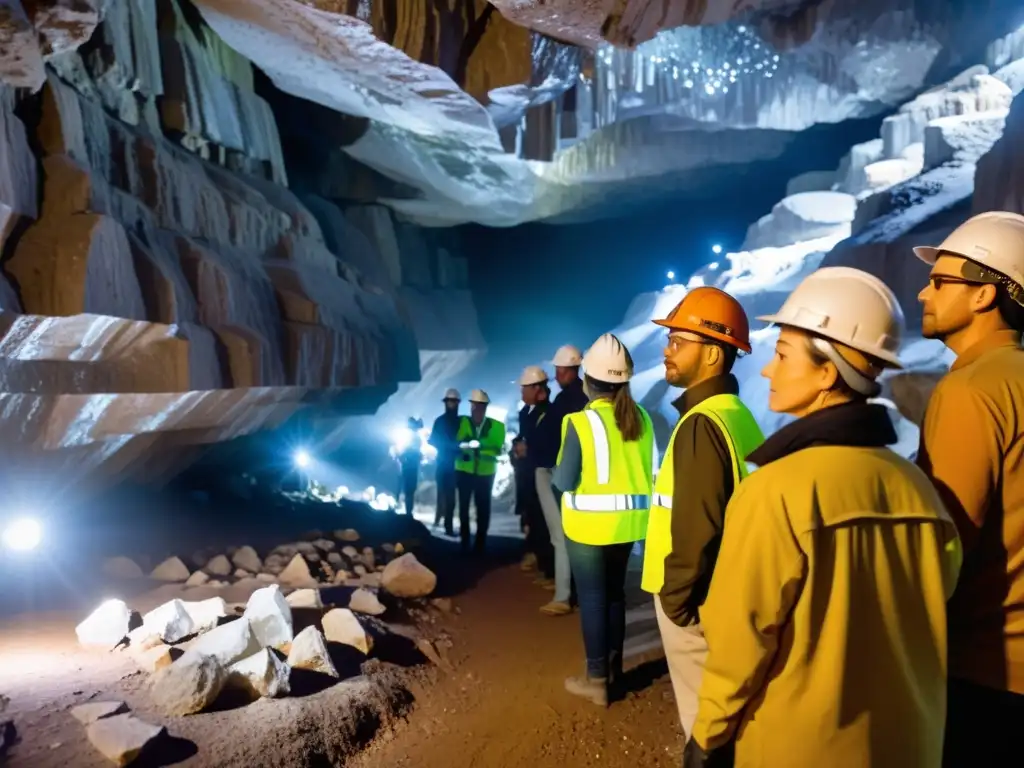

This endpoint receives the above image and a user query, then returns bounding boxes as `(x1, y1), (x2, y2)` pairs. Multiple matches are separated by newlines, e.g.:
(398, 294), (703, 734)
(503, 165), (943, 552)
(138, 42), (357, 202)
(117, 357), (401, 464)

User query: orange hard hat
(653, 286), (752, 353)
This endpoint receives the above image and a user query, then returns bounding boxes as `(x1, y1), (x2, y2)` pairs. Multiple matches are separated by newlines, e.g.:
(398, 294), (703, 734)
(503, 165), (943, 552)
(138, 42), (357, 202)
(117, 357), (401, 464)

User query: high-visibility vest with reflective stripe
(641, 393), (765, 594)
(558, 400), (655, 546)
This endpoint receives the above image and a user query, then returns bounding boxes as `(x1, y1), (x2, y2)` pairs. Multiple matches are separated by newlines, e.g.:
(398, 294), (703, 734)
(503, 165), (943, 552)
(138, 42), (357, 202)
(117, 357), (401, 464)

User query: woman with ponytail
(551, 333), (655, 706)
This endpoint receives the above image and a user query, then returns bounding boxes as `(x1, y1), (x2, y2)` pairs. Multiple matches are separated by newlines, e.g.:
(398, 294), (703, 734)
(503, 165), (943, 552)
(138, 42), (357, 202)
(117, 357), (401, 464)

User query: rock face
(381, 553), (437, 598)
(0, 0), (480, 490)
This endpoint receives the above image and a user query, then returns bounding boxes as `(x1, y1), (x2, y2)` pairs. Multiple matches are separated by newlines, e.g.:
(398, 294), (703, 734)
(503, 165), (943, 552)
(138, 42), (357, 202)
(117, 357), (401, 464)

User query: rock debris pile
(72, 528), (448, 765)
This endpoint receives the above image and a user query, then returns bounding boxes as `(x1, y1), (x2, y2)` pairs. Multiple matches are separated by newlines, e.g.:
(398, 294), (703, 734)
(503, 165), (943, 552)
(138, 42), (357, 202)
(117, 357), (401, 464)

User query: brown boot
(564, 673), (608, 706)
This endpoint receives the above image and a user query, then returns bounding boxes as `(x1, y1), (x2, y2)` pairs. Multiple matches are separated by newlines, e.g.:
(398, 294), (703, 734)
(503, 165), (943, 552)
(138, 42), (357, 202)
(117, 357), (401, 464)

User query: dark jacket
(532, 378), (588, 469)
(660, 374), (741, 626)
(517, 401), (549, 470)
(428, 411), (461, 475)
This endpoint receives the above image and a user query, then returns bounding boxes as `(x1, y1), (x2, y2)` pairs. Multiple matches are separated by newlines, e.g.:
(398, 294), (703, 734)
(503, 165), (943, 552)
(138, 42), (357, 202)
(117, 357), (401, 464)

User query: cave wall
(0, 0), (482, 490)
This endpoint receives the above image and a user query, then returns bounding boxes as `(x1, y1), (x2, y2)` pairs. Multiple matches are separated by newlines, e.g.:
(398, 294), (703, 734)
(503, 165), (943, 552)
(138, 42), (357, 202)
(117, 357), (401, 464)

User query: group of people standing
(510, 210), (1024, 768)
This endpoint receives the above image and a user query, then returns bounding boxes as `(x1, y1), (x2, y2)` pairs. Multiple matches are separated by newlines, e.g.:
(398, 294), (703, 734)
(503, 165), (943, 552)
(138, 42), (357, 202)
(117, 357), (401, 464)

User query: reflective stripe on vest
(560, 401), (655, 546)
(640, 394), (766, 595)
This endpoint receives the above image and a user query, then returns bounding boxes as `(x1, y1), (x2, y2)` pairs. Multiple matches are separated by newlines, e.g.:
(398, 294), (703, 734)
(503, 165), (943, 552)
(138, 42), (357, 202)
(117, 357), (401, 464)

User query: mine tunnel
(1, 0), (1023, 766)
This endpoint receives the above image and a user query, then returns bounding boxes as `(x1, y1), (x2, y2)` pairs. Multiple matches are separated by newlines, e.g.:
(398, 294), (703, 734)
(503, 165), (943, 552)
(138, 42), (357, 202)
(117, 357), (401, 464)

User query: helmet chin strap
(810, 337), (882, 397)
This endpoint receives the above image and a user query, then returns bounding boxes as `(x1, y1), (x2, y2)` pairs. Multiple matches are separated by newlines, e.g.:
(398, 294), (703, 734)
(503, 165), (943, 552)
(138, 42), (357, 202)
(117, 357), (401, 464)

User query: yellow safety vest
(454, 416), (506, 476)
(558, 400), (654, 546)
(641, 393), (765, 594)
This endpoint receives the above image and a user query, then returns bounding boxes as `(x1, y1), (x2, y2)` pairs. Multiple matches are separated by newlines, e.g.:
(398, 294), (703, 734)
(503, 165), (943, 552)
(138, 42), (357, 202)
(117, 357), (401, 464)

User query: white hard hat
(758, 267), (904, 368)
(443, 388), (461, 401)
(518, 365), (549, 386)
(582, 333), (633, 384)
(913, 211), (1024, 289)
(552, 344), (583, 367)
(469, 389), (490, 404)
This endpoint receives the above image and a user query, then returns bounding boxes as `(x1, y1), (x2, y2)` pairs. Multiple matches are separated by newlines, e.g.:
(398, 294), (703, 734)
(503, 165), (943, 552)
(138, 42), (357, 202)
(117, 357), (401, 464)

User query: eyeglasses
(928, 274), (983, 290)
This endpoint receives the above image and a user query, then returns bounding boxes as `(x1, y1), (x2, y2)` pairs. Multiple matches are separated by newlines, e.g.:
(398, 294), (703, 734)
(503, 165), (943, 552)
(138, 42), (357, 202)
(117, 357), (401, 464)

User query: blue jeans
(566, 538), (634, 679)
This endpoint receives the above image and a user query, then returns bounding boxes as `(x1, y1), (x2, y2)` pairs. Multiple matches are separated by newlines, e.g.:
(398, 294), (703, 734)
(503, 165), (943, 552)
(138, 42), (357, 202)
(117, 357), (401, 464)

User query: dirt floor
(352, 559), (682, 768)
(0, 494), (679, 767)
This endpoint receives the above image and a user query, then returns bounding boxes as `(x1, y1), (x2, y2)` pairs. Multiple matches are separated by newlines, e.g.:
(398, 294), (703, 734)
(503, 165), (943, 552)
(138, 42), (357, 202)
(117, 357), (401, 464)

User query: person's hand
(523, 525), (530, 536)
(468, 440), (480, 449)
(458, 441), (473, 450)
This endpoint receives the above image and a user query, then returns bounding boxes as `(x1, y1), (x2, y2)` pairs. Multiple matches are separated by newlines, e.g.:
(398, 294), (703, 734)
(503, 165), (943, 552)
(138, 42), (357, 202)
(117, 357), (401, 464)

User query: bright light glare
(2, 518), (42, 552)
(294, 449), (311, 468)
(370, 493), (396, 511)
(666, 270), (676, 280)
(712, 244), (723, 254)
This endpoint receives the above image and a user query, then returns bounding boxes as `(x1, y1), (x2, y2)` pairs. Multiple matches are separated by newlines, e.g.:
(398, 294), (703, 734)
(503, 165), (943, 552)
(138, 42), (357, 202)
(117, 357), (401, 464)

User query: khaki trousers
(654, 595), (708, 740)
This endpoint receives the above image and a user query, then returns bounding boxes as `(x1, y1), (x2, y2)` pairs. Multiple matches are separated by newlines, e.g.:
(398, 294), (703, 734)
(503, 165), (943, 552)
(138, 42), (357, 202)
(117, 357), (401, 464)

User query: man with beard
(912, 211), (1024, 766)
(642, 287), (765, 745)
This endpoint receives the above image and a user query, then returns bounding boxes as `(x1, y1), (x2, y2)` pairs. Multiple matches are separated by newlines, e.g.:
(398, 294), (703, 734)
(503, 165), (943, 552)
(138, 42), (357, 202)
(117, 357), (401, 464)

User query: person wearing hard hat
(533, 344), (589, 616)
(643, 286), (765, 743)
(454, 389), (507, 554)
(515, 366), (554, 578)
(910, 211), (1024, 765)
(552, 333), (655, 706)
(429, 388), (463, 534)
(685, 267), (961, 768)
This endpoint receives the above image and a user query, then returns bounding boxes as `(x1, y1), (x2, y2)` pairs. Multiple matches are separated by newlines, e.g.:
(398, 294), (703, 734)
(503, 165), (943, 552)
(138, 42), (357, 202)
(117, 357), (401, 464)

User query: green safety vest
(454, 416), (506, 476)
(641, 393), (766, 594)
(558, 400), (655, 546)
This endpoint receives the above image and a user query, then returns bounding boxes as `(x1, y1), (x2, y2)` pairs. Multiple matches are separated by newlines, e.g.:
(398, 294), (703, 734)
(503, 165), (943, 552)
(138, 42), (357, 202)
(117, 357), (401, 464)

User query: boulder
(227, 647), (290, 698)
(75, 599), (133, 647)
(286, 626), (339, 677)
(70, 701), (128, 725)
(188, 618), (261, 666)
(231, 545), (262, 573)
(234, 568), (252, 578)
(150, 557), (190, 582)
(341, 545), (359, 558)
(139, 599), (195, 643)
(101, 557), (144, 580)
(327, 552), (343, 567)
(149, 651), (226, 716)
(133, 644), (177, 673)
(255, 572), (277, 583)
(285, 588), (323, 609)
(279, 553), (318, 587)
(311, 538), (336, 552)
(242, 585), (293, 647)
(382, 553), (436, 597)
(349, 588), (385, 616)
(181, 597), (228, 633)
(359, 572), (382, 588)
(185, 571), (210, 587)
(336, 529), (360, 542)
(86, 714), (165, 767)
(205, 554), (232, 576)
(321, 608), (373, 655)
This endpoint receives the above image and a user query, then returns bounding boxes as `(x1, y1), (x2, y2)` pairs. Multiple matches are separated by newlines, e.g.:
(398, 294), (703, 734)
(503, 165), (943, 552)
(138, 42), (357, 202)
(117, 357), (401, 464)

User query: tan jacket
(917, 329), (1024, 694)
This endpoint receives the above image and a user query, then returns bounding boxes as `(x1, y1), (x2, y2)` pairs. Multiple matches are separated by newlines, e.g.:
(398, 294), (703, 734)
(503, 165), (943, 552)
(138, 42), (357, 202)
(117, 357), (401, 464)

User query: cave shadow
(420, 529), (524, 599)
(618, 657), (670, 699)
(133, 734), (199, 767)
(364, 626), (428, 669)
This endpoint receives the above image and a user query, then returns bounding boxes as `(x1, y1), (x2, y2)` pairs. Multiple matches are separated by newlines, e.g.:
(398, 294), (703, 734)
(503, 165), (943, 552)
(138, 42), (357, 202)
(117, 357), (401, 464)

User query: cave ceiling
(2, 0), (1022, 226)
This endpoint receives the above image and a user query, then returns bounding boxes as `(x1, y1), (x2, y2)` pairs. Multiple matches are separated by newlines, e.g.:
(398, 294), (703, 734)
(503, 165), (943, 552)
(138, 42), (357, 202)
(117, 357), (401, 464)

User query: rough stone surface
(70, 701), (127, 725)
(232, 545), (262, 573)
(286, 625), (339, 678)
(227, 647), (291, 699)
(285, 588), (324, 609)
(149, 650), (227, 716)
(322, 608), (374, 655)
(349, 588), (386, 616)
(188, 618), (261, 667)
(242, 585), (294, 648)
(139, 599), (195, 644)
(75, 600), (133, 647)
(181, 597), (229, 633)
(279, 554), (318, 588)
(205, 555), (232, 577)
(185, 570), (210, 587)
(381, 553), (437, 598)
(86, 713), (166, 767)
